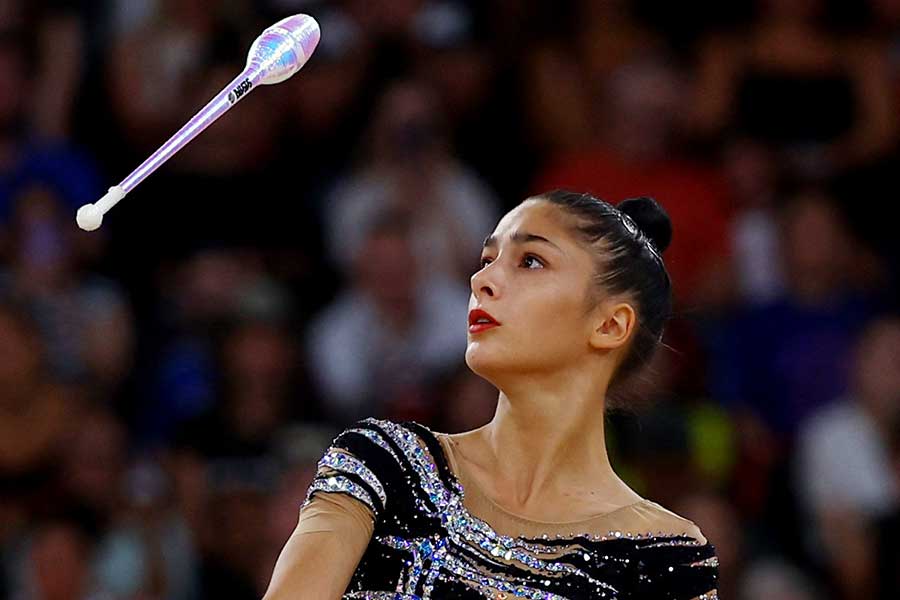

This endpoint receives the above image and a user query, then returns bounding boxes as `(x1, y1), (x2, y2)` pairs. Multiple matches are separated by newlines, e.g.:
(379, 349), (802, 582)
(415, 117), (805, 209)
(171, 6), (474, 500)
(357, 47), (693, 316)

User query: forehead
(491, 200), (570, 238)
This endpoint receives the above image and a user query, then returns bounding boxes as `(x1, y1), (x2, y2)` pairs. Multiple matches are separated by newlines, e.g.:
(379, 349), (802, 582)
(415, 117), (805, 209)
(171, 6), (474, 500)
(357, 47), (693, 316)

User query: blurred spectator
(0, 298), (83, 519)
(323, 79), (499, 285)
(797, 316), (900, 598)
(38, 407), (199, 600)
(12, 516), (113, 600)
(141, 248), (294, 445)
(93, 458), (198, 600)
(523, 0), (663, 154)
(411, 2), (487, 128)
(106, 0), (233, 154)
(196, 466), (272, 600)
(705, 190), (875, 549)
(273, 6), (374, 198)
(691, 0), (896, 177)
(177, 316), (309, 460)
(308, 208), (468, 424)
(712, 191), (874, 440)
(533, 56), (734, 310)
(57, 408), (128, 526)
(723, 138), (786, 305)
(0, 187), (135, 393)
(797, 315), (900, 522)
(30, 5), (87, 141)
(0, 27), (102, 229)
(410, 2), (527, 199)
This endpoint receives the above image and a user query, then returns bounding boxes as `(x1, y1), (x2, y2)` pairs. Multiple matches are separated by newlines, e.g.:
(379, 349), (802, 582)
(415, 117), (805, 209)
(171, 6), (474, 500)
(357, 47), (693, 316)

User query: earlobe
(589, 303), (636, 351)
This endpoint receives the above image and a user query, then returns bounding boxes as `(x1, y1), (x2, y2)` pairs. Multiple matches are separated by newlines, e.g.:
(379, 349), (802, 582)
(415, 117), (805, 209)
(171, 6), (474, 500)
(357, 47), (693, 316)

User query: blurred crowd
(1, 0), (900, 598)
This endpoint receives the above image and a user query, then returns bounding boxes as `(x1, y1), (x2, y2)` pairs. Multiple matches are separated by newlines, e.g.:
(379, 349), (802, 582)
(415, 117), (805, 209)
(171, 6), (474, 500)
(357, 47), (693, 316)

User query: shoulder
(625, 499), (708, 545)
(302, 419), (407, 518)
(624, 501), (719, 598)
(302, 419), (447, 516)
(328, 418), (418, 461)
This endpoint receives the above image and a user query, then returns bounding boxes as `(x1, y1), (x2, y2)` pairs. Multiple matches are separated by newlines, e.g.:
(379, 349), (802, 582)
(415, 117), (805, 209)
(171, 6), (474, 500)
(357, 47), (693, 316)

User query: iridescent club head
(246, 14), (321, 86)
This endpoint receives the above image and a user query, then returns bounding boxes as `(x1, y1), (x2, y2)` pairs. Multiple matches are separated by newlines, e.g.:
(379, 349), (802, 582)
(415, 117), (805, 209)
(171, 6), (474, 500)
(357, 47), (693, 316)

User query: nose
(470, 264), (496, 299)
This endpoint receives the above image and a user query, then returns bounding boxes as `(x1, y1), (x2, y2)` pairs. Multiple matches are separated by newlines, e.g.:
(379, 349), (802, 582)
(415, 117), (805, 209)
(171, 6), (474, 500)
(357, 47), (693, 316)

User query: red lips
(468, 308), (500, 333)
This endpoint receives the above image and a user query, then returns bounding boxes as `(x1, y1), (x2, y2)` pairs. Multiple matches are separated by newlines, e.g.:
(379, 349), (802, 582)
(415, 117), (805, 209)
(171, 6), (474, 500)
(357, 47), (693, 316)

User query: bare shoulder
(623, 499), (708, 545)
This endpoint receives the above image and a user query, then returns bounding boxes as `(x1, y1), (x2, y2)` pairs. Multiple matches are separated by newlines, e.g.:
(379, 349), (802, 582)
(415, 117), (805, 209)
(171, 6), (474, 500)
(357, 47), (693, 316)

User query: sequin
(304, 475), (376, 515)
(318, 447), (388, 508)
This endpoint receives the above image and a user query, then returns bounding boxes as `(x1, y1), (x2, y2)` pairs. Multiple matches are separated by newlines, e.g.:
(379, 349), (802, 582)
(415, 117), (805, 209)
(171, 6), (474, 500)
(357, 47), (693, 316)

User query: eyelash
(479, 254), (545, 270)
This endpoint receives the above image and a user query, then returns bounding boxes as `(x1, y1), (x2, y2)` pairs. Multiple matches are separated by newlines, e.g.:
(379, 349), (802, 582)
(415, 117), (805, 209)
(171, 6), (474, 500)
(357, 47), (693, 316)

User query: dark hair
(533, 190), (673, 382)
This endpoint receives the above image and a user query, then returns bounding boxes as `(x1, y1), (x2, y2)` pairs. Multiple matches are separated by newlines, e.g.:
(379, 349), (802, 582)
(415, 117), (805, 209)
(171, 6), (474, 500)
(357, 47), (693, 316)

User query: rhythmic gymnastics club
(76, 14), (320, 231)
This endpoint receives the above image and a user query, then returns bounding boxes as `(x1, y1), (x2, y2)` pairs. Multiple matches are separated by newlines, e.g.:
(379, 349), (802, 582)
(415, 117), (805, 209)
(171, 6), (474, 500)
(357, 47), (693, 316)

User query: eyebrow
(482, 231), (563, 253)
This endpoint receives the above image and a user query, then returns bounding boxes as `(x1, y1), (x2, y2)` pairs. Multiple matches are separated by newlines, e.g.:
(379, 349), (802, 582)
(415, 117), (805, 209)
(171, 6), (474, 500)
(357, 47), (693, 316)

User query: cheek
(466, 286), (588, 369)
(518, 282), (587, 340)
(525, 307), (588, 362)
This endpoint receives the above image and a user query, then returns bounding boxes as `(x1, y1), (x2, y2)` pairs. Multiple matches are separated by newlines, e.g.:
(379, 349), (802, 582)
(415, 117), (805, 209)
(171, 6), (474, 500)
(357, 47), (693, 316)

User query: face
(466, 200), (617, 385)
(30, 524), (89, 597)
(854, 319), (900, 419)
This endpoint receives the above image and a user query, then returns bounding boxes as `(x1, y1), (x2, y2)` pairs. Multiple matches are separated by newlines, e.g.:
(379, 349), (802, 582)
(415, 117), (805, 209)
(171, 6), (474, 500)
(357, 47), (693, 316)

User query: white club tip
(76, 203), (104, 231)
(76, 186), (125, 231)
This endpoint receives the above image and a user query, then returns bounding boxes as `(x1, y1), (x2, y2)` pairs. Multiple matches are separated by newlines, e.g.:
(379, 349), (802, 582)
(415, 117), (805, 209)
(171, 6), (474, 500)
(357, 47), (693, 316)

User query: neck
(474, 366), (623, 508)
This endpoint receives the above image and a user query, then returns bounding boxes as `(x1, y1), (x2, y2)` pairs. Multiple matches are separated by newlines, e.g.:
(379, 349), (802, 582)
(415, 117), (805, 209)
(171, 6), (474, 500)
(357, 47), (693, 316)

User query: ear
(589, 301), (636, 351)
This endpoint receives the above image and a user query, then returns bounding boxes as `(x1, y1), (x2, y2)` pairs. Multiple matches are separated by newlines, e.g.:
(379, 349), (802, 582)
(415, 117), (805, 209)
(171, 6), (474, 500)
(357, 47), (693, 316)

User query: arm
(262, 491), (375, 600)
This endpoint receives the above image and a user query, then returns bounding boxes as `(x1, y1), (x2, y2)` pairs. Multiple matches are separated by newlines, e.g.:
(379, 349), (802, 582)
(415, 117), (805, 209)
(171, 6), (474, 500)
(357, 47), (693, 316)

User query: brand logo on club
(229, 78), (251, 104)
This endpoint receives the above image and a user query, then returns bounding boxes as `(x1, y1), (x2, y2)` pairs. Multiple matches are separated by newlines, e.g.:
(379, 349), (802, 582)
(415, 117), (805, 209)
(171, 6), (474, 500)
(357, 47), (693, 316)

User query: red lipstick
(468, 308), (500, 333)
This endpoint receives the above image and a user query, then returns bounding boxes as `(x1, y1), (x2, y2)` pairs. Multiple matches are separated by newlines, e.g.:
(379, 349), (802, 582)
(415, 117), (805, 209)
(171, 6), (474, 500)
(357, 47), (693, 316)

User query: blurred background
(1, 0), (899, 598)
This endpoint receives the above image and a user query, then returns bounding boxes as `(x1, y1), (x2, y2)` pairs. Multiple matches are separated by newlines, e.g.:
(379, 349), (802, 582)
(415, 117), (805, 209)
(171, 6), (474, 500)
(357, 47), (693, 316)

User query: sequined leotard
(299, 418), (718, 599)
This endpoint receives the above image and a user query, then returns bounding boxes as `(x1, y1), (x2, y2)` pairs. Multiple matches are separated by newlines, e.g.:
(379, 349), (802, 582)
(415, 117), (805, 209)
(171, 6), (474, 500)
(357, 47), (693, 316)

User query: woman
(263, 191), (719, 599)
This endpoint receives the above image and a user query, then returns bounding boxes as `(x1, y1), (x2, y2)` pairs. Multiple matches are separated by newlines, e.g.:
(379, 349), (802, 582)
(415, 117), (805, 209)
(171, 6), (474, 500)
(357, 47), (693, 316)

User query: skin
(453, 199), (644, 521)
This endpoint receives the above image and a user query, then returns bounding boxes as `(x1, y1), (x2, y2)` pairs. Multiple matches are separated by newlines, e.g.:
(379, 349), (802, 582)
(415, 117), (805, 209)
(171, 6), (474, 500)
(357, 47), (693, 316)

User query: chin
(464, 342), (513, 383)
(465, 342), (494, 373)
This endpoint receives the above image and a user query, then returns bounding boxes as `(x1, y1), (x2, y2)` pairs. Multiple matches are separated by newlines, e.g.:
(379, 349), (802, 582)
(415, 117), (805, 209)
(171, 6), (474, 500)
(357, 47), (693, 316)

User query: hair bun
(618, 196), (672, 253)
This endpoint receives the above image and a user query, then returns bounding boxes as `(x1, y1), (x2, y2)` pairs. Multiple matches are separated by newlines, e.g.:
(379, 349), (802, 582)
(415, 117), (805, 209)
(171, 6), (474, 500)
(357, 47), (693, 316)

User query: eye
(477, 254), (545, 269)
(522, 254), (544, 269)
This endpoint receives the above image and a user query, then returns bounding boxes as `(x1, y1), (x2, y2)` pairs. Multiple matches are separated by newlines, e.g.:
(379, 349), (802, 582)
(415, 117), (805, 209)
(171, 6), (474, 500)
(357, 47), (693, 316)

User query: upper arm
(263, 423), (397, 600)
(263, 492), (374, 600)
